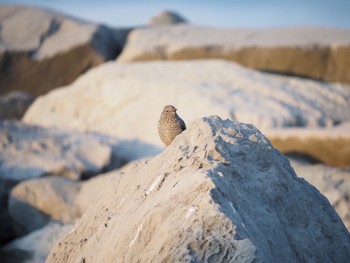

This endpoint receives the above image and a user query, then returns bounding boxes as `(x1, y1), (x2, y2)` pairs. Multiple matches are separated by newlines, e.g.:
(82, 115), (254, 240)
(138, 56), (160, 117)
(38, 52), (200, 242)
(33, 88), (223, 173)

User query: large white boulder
(23, 60), (350, 161)
(47, 116), (350, 262)
(117, 25), (350, 84)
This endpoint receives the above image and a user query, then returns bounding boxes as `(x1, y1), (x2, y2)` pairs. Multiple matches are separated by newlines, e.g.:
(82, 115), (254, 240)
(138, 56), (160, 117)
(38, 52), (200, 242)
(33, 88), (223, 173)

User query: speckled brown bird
(158, 105), (186, 146)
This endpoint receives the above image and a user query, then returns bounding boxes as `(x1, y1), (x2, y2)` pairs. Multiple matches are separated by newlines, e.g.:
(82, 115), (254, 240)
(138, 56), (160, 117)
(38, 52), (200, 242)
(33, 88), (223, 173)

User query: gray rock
(0, 222), (74, 263)
(117, 25), (350, 84)
(0, 120), (126, 242)
(47, 116), (350, 262)
(0, 5), (128, 96)
(0, 121), (115, 182)
(149, 10), (187, 25)
(0, 92), (35, 120)
(8, 176), (80, 236)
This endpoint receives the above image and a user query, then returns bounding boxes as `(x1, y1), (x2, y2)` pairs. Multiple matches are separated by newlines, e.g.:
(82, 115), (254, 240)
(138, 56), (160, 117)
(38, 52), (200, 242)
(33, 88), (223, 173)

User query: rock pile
(0, 120), (127, 245)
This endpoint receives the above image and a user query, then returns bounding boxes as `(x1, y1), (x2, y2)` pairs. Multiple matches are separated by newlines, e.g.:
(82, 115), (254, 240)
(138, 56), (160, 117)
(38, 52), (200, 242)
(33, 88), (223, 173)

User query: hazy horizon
(1, 0), (350, 29)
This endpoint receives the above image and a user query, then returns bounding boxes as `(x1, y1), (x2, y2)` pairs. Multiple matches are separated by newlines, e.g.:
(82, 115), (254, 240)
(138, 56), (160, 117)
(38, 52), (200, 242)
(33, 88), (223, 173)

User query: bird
(158, 105), (186, 146)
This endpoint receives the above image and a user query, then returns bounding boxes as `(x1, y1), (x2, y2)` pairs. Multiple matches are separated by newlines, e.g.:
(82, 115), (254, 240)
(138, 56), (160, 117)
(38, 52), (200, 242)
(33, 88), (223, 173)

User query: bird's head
(163, 105), (177, 114)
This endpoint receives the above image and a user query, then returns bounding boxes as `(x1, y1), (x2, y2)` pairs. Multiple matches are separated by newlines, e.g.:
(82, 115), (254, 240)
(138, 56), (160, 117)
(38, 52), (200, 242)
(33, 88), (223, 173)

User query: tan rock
(47, 116), (350, 262)
(0, 120), (125, 239)
(74, 171), (115, 213)
(118, 25), (350, 84)
(266, 122), (350, 167)
(8, 176), (80, 235)
(0, 5), (127, 96)
(75, 158), (151, 213)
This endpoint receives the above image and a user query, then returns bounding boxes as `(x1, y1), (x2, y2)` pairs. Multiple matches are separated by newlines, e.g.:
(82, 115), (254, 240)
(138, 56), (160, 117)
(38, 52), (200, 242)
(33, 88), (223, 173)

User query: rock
(23, 60), (350, 161)
(267, 121), (350, 167)
(290, 158), (350, 231)
(75, 160), (149, 213)
(0, 5), (127, 96)
(0, 121), (125, 183)
(0, 120), (124, 182)
(47, 116), (350, 262)
(74, 171), (115, 213)
(117, 25), (350, 84)
(8, 176), (80, 236)
(0, 92), (35, 120)
(0, 222), (74, 263)
(0, 120), (126, 240)
(149, 10), (187, 25)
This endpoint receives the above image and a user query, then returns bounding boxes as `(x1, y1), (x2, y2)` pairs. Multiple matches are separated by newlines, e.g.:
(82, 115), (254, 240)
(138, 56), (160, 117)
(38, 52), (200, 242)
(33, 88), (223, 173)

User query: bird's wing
(180, 118), (186, 130)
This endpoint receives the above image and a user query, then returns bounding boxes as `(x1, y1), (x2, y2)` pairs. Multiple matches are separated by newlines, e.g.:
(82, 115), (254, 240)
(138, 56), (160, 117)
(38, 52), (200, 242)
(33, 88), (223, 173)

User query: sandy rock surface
(23, 60), (350, 162)
(74, 171), (116, 213)
(47, 116), (350, 263)
(118, 25), (350, 84)
(0, 222), (74, 263)
(0, 5), (127, 95)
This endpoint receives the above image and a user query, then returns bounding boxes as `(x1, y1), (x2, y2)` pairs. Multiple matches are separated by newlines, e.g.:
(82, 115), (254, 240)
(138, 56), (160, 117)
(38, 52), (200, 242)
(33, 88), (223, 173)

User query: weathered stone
(8, 176), (80, 236)
(0, 5), (128, 96)
(0, 120), (123, 182)
(74, 172), (114, 214)
(0, 120), (126, 241)
(47, 116), (350, 262)
(117, 25), (350, 84)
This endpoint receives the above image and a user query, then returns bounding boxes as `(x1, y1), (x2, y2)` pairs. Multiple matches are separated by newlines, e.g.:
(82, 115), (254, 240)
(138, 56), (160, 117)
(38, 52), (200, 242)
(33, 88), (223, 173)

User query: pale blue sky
(1, 0), (350, 28)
